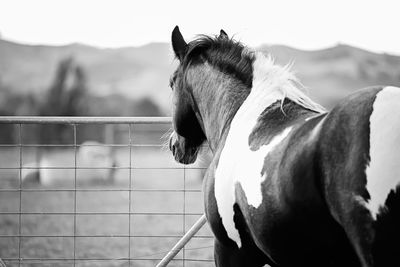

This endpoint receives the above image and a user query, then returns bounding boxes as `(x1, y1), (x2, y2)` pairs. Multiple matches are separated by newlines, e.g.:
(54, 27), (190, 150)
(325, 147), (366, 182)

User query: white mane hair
(252, 51), (326, 113)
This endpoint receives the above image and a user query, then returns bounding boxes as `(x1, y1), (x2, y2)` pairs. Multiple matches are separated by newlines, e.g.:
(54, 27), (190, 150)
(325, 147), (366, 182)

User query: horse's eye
(170, 72), (178, 90)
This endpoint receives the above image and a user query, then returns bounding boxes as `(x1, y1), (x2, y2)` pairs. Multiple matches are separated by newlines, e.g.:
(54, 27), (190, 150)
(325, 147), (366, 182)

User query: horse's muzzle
(169, 132), (199, 164)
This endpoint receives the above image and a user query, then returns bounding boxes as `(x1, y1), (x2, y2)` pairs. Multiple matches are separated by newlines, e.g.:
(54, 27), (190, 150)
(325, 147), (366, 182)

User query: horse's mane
(181, 34), (326, 113)
(182, 35), (255, 88)
(252, 53), (326, 113)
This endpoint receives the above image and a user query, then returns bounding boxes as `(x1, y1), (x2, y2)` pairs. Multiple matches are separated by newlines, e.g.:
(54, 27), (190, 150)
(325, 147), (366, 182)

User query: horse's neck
(189, 73), (249, 152)
(197, 77), (285, 152)
(198, 84), (249, 152)
(205, 89), (318, 154)
(189, 61), (321, 152)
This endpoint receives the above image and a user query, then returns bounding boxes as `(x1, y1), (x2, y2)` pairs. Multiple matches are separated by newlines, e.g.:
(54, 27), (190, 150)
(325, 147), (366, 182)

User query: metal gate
(0, 117), (213, 267)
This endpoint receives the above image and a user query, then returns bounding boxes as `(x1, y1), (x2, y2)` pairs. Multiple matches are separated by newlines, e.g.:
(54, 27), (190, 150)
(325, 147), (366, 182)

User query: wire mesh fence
(0, 117), (214, 267)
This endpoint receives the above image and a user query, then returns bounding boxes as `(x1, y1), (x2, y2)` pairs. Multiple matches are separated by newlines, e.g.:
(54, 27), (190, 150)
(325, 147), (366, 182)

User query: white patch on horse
(214, 53), (320, 248)
(366, 86), (400, 219)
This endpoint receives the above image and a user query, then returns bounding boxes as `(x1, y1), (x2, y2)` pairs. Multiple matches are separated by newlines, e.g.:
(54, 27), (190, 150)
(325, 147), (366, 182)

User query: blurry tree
(0, 86), (28, 143)
(39, 57), (89, 144)
(130, 97), (162, 116)
(15, 94), (40, 116)
(0, 87), (16, 143)
(64, 66), (88, 116)
(0, 107), (15, 144)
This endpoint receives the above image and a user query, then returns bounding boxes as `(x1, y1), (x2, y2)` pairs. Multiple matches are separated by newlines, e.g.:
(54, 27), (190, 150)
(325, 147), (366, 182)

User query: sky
(0, 0), (399, 54)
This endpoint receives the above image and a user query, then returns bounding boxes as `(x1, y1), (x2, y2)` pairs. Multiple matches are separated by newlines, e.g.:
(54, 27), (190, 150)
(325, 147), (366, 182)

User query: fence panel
(0, 117), (214, 267)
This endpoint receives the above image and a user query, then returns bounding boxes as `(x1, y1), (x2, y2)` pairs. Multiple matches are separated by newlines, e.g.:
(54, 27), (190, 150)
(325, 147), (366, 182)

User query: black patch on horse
(373, 185), (400, 266)
(249, 99), (318, 151)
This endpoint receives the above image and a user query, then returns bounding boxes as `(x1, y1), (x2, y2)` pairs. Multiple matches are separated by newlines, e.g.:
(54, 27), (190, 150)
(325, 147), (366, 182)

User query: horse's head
(168, 26), (207, 164)
(168, 26), (254, 163)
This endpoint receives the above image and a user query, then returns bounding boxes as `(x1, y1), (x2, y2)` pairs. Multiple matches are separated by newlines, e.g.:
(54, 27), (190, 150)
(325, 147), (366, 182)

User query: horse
(168, 26), (400, 267)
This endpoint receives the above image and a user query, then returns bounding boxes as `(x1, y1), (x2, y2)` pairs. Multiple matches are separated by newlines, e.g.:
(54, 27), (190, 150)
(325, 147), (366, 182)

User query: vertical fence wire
(73, 124), (77, 267)
(128, 124), (133, 266)
(18, 124), (22, 267)
(183, 165), (186, 267)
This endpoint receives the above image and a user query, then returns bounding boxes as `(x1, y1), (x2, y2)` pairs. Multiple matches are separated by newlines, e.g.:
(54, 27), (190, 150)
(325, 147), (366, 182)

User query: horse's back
(213, 101), (355, 265)
(206, 86), (400, 266)
(318, 85), (400, 266)
(236, 85), (400, 266)
(240, 109), (361, 266)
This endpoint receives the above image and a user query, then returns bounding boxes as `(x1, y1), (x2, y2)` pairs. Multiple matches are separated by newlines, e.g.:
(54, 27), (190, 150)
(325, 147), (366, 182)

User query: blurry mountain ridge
(1, 39), (400, 111)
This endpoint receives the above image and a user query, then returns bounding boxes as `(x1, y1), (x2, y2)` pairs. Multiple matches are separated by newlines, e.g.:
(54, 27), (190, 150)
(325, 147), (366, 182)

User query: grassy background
(0, 125), (214, 267)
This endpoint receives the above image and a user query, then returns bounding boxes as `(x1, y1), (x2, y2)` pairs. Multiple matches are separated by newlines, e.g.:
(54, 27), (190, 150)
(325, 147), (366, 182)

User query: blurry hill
(0, 39), (175, 113)
(261, 44), (400, 107)
(1, 38), (400, 111)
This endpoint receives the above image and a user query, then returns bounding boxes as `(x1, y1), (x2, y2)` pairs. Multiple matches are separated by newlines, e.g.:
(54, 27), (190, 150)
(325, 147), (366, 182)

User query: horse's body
(168, 27), (400, 267)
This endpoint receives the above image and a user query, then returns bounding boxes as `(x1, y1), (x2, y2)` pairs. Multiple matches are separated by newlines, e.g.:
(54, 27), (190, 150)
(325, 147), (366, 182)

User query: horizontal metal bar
(0, 166), (131, 170)
(0, 144), (208, 149)
(0, 235), (212, 239)
(1, 258), (213, 262)
(0, 116), (172, 124)
(0, 189), (202, 192)
(0, 166), (206, 170)
(0, 212), (203, 215)
(0, 144), (168, 148)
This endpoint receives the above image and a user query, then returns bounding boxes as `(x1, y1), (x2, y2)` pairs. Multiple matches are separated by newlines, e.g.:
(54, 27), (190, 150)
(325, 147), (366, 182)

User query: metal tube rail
(0, 212), (203, 215)
(0, 234), (213, 238)
(156, 214), (208, 267)
(1, 257), (213, 262)
(0, 116), (171, 124)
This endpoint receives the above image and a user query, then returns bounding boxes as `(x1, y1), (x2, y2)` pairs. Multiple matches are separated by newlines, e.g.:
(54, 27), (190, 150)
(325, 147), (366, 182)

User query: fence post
(156, 214), (208, 267)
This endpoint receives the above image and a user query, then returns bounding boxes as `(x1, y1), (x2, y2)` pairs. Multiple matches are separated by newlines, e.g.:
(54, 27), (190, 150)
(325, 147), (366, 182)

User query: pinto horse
(168, 26), (400, 267)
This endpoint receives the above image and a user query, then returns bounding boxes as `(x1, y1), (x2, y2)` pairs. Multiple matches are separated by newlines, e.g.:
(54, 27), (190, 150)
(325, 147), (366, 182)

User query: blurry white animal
(22, 141), (116, 186)
(75, 141), (116, 184)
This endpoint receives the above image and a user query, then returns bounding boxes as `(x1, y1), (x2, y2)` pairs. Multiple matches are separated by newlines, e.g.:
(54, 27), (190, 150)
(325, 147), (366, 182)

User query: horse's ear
(219, 29), (228, 39)
(172, 26), (187, 61)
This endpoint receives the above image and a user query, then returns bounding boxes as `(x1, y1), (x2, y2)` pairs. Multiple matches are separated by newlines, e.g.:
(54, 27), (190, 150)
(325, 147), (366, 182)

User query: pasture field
(0, 127), (214, 267)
